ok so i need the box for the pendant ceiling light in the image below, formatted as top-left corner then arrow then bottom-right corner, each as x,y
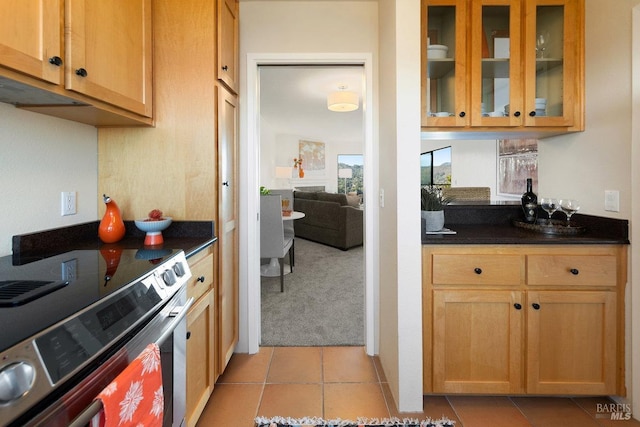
327,85 -> 359,112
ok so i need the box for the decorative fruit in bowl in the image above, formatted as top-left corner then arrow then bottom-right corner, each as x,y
134,209 -> 172,246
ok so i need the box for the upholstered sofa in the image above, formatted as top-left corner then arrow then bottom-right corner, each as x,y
293,191 -> 363,250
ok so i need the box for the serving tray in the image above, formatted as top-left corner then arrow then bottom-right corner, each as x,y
512,218 -> 586,235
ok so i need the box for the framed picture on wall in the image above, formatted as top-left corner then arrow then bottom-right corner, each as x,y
497,139 -> 538,196
299,140 -> 325,171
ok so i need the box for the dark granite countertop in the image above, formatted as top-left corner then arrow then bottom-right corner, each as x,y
422,203 -> 629,245
11,220 -> 216,263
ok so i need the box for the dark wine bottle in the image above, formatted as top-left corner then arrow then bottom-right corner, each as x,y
521,178 -> 538,223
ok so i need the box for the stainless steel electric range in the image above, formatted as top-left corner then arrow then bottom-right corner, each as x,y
0,246 -> 194,426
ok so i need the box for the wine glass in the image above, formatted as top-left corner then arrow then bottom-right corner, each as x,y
559,199 -> 580,227
536,32 -> 549,59
539,197 -> 558,224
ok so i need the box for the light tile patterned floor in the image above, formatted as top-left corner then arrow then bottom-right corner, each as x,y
196,346 -> 640,427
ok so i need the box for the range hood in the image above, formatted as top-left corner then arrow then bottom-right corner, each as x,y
0,76 -> 87,107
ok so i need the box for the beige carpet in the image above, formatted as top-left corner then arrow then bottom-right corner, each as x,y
260,238 -> 364,346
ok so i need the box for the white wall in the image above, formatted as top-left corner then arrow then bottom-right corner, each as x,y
378,0 -> 423,412
260,118 -> 363,192
0,103 -> 98,256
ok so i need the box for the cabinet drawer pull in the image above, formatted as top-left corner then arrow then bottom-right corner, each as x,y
48,56 -> 63,66
529,110 -> 536,117
570,268 -> 579,275
222,65 -> 229,71
75,68 -> 88,77
532,303 -> 541,310
514,303 -> 522,310
514,111 -> 521,117
459,111 -> 466,118
196,276 -> 205,283
474,267 -> 482,274
186,331 -> 191,340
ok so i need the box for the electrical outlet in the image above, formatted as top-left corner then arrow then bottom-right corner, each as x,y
61,191 -> 77,216
61,259 -> 78,282
604,190 -> 620,212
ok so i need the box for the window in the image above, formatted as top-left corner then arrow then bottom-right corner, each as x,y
337,154 -> 363,194
421,146 -> 451,186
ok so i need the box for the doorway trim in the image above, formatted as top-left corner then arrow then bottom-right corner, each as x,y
241,52 -> 377,356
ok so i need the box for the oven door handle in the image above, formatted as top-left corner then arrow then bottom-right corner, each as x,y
67,297 -> 194,427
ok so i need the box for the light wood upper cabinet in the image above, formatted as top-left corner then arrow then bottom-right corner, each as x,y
217,0 -> 239,94
423,244 -> 626,396
0,0 -> 63,84
66,0 -> 153,117
0,0 -> 153,125
421,0 -> 584,135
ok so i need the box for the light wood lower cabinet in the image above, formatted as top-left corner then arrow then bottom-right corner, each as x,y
423,244 -> 626,396
433,289 -> 524,394
186,249 -> 216,427
527,290 -> 616,395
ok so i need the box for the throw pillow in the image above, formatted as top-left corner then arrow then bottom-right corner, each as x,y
346,195 -> 360,207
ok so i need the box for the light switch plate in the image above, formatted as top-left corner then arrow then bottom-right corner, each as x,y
604,190 -> 619,212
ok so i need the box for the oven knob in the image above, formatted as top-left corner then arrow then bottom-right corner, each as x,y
173,262 -> 186,277
0,361 -> 35,403
162,269 -> 178,286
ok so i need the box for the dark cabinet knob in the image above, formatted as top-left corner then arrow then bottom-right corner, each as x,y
196,276 -> 205,283
222,181 -> 230,187
474,267 -> 482,275
570,268 -> 579,275
514,303 -> 522,310
459,111 -> 466,118
48,56 -> 63,66
186,331 -> 191,340
514,111 -> 521,117
75,68 -> 88,77
529,111 -> 536,117
532,303 -> 541,310
222,65 -> 229,71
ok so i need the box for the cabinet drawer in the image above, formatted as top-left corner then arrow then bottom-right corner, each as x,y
188,253 -> 214,301
527,255 -> 617,287
432,254 -> 521,285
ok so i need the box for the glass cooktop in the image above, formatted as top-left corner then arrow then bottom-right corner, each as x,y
0,248 -> 182,353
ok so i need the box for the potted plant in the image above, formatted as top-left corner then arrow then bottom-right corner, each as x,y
421,186 -> 453,231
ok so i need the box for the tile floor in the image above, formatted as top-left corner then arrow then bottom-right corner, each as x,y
196,346 -> 640,427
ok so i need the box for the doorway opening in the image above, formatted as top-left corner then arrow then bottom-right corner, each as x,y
258,64 -> 366,346
243,53 -> 377,356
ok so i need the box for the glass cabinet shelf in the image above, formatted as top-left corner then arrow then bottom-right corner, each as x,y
535,58 -> 563,72
427,59 -> 455,79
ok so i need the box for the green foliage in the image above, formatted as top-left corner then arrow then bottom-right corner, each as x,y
260,186 -> 271,195
337,162 -> 364,194
421,186 -> 453,211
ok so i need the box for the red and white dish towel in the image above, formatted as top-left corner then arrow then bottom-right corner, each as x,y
90,343 -> 164,427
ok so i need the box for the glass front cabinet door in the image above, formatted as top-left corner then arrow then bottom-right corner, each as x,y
421,0 -> 583,133
523,0 -> 581,128
422,0 -> 468,128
